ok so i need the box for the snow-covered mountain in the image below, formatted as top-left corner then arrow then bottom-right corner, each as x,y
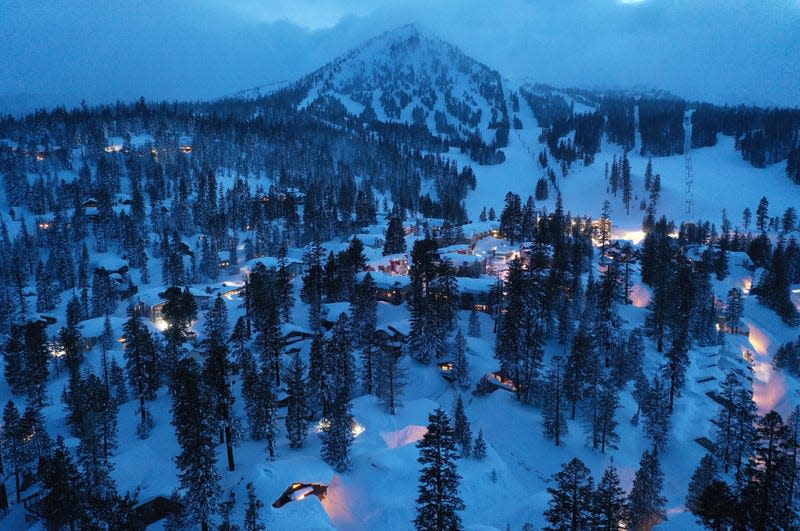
295,24 -> 509,149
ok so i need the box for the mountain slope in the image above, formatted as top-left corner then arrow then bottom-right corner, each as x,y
296,24 -> 509,153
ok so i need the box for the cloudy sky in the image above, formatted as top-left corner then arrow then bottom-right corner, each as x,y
1,0 -> 798,113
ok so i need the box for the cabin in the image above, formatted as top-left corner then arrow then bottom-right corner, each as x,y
179,135 -> 193,153
128,496 -> 184,530
438,361 -> 456,382
374,323 -> 407,355
457,276 -> 497,313
371,254 -> 409,276
485,370 -> 518,392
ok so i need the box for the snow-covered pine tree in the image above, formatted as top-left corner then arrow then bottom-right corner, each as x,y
76,373 -> 128,526
383,213 -> 407,255
59,296 -> 84,378
351,271 -> 377,349
725,287 -> 744,334
729,385 -> 758,481
203,340 -> 235,470
285,352 -> 309,449
544,457 -> 594,530
473,428 -> 487,459
39,435 -> 87,529
122,304 -> 160,437
375,347 -> 406,415
627,448 -> 667,530
326,313 -> 356,402
408,238 -> 440,364
739,410 -> 796,529
453,394 -> 472,457
591,462 -> 627,531
321,391 -> 353,473
414,407 -> 465,531
594,380 -> 620,454
543,356 -> 568,446
452,329 -> 471,389
171,358 -> 221,531
243,482 -> 266,531
662,327 -> 689,412
685,454 -> 717,515
642,375 -> 670,452
109,357 -> 128,406
467,308 -> 480,338
307,333 -> 326,415
2,401 -> 25,504
202,293 -> 229,346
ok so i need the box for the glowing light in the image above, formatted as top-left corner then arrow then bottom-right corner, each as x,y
629,284 -> 652,308
154,318 -> 169,332
620,230 -> 646,245
741,277 -> 752,295
747,325 -> 771,357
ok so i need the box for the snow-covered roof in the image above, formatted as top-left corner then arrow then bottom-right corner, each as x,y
356,270 -> 409,289
460,220 -> 500,236
456,275 -> 497,293
441,252 -> 483,266
472,236 -> 517,257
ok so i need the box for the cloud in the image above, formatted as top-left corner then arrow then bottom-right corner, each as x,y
0,0 -> 797,111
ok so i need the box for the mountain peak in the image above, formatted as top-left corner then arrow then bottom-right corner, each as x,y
297,25 -> 510,159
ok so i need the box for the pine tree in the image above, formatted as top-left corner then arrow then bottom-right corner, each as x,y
452,330 -> 471,389
321,391 -> 353,473
473,429 -> 487,459
467,308 -> 481,338
685,454 -> 717,515
2,400 -> 24,503
592,462 -> 627,531
642,375 -> 670,452
739,410 -> 796,529
307,333 -> 326,415
695,480 -> 737,530
453,394 -> 472,458
414,408 -> 465,531
383,214 -> 407,255
594,381 -> 620,454
109,357 -> 128,405
725,287 -> 744,333
408,238 -> 441,364
217,490 -> 239,531
627,449 -> 667,531
243,482 -> 266,531
60,298 -> 85,379
241,355 -> 279,460
621,152 -> 632,214
203,341 -> 235,471
285,352 -> 309,449
375,348 -> 406,415
543,356 -> 568,446
171,358 -> 221,531
40,436 -> 87,530
662,328 -> 689,412
756,196 -> 769,233
326,313 -> 356,403
543,457 -> 594,531
123,305 -> 160,437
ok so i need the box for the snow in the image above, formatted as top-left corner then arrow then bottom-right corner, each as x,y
3,34 -> 800,531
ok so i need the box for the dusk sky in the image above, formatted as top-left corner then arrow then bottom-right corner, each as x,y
1,0 -> 798,113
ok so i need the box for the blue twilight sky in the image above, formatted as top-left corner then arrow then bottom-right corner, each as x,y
0,0 -> 798,113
